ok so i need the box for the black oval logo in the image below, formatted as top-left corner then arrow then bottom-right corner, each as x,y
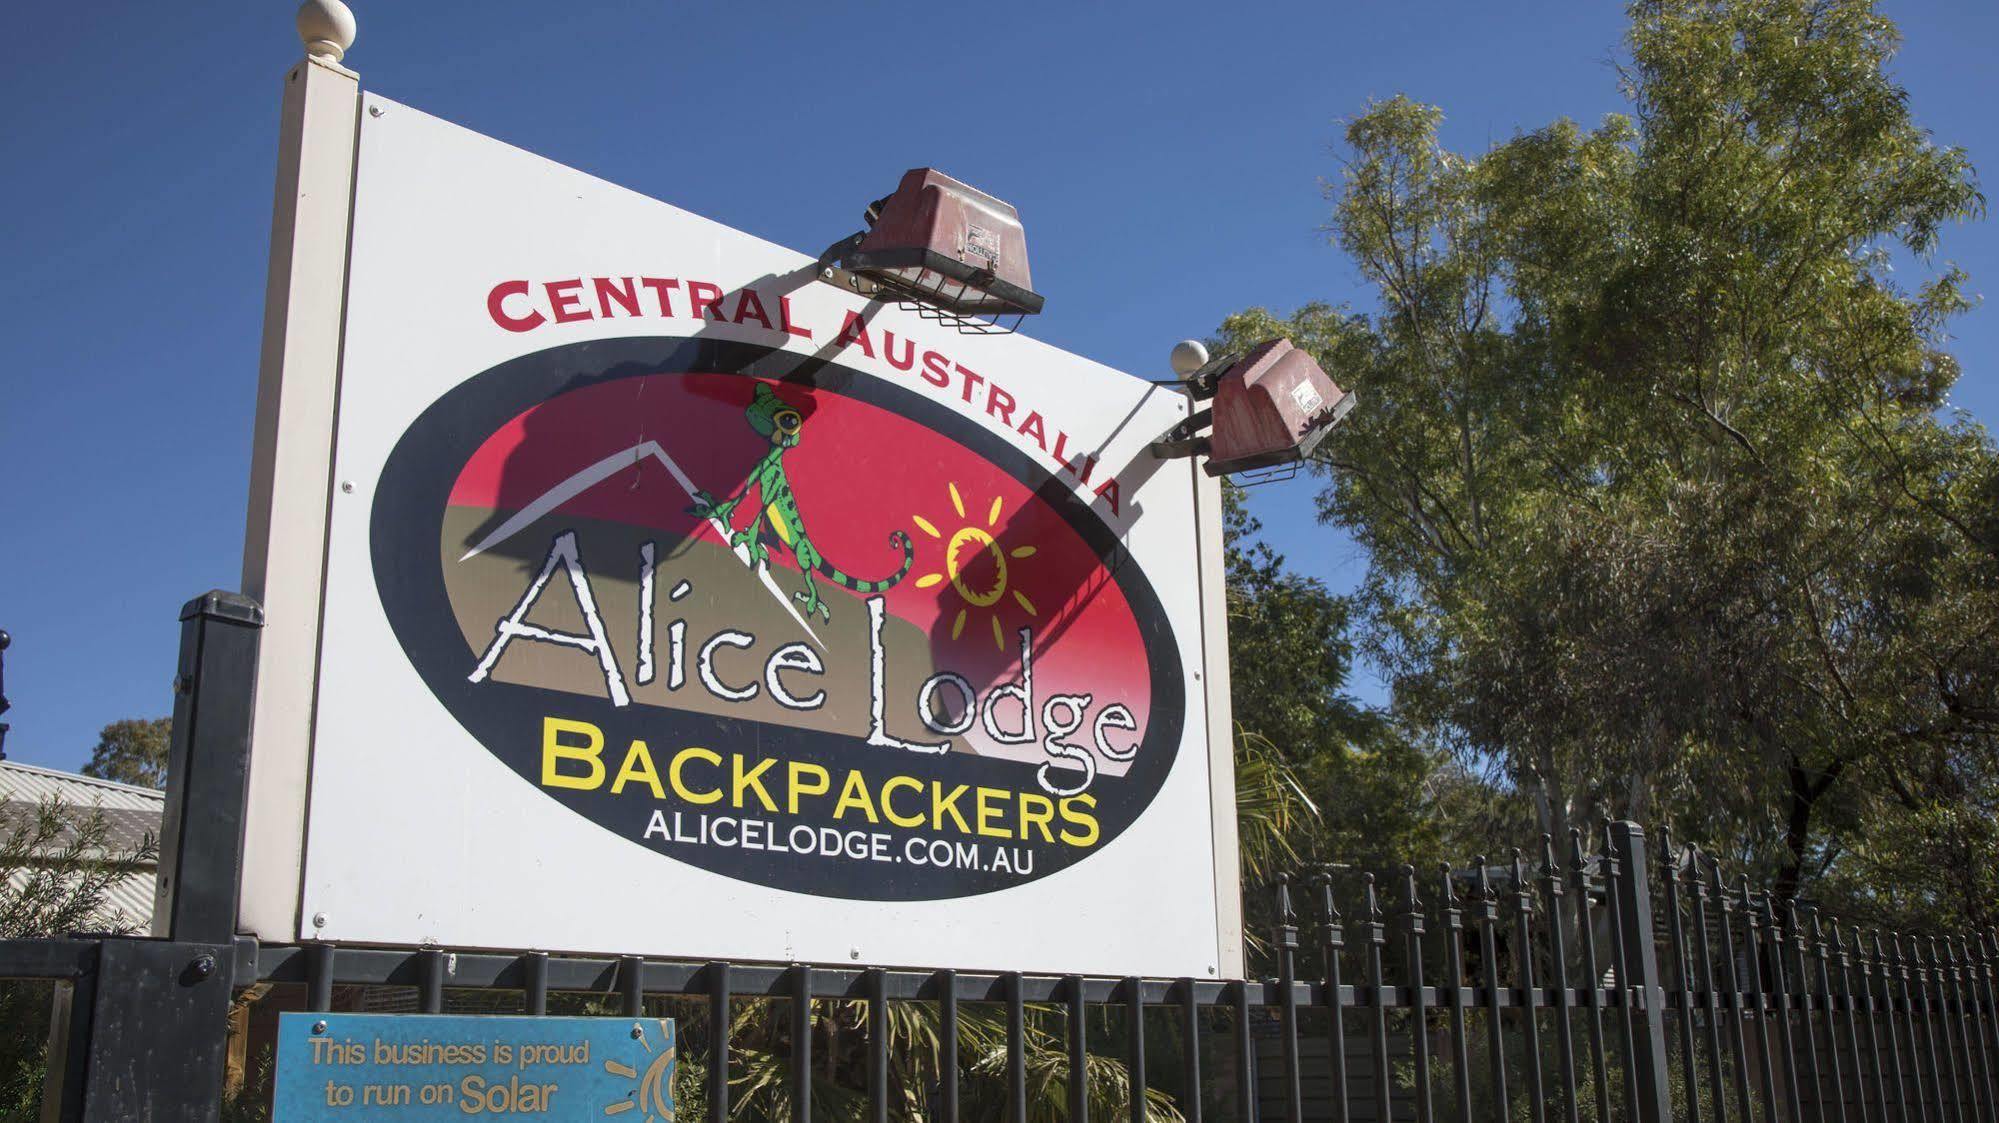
371,338 -> 1184,900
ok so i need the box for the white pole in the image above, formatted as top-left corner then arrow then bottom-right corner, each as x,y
1193,401 -> 1244,980
230,1 -> 360,942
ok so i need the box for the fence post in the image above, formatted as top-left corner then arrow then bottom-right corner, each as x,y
1609,820 -> 1675,1123
42,591 -> 263,1122
156,591 -> 264,942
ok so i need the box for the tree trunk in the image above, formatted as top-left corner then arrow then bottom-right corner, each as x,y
1776,756 -> 1844,902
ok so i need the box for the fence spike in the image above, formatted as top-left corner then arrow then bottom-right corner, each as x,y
1930,935 -> 1967,1123
1537,834 -> 1582,1123
1778,897 -> 1818,1123
1813,913 -> 1855,1123
1317,869 -> 1352,1123
1893,932 -> 1935,1123
1363,872 -> 1392,1123
1399,865 -> 1433,1123
1962,934 -> 1999,1120
1275,872 -> 1301,1123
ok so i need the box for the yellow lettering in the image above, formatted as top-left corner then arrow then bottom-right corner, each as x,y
540,717 -> 605,791
1058,794 -> 1100,847
833,770 -> 880,823
1019,793 -> 1056,842
669,747 -> 723,805
732,755 -> 778,812
788,762 -> 831,813
932,782 -> 970,833
610,739 -> 666,798
975,786 -> 1010,838
881,776 -> 925,828
458,1074 -> 484,1113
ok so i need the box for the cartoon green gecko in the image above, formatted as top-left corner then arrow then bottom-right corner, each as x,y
688,383 -> 914,622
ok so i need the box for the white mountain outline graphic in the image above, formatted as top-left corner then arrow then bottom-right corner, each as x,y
457,439 -> 825,646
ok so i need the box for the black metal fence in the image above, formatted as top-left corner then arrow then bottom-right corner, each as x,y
2,592 -> 1996,1122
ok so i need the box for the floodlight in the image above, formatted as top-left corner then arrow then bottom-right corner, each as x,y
1150,338 -> 1355,481
819,169 -> 1045,334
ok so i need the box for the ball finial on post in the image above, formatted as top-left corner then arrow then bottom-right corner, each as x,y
296,0 -> 357,62
1170,340 -> 1210,380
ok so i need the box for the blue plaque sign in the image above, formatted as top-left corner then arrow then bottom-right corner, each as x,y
274,1013 -> 675,1120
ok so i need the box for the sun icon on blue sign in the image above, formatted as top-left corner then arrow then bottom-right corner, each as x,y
602,1019 -> 677,1120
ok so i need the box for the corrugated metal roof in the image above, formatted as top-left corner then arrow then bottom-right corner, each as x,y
2,868 -> 157,936
0,802 -> 160,855
0,761 -> 165,812
0,761 -> 163,936
98,870 -> 158,935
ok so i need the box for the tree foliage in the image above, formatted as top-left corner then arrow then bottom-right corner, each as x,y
0,799 -> 159,1117
81,717 -> 171,790
1220,0 -> 1997,926
1218,484 -> 1536,968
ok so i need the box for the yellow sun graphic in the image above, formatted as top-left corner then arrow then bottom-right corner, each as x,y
912,482 -> 1039,651
602,1019 -> 677,1120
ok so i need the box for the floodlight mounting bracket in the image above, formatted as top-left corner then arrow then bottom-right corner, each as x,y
815,234 -> 886,297
815,231 -> 1041,335
1148,407 -> 1214,460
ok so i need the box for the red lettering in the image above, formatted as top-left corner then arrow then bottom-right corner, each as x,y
595,277 -> 641,319
881,331 -> 916,371
732,289 -> 773,329
1016,411 -> 1048,451
954,364 -> 984,404
1066,453 -> 1098,485
836,310 -> 876,357
779,296 -> 813,340
639,277 -> 680,317
985,384 -> 1017,426
545,279 -> 590,324
1052,430 -> 1072,466
920,350 -> 952,389
687,281 -> 726,320
487,281 -> 545,333
1092,478 -> 1121,515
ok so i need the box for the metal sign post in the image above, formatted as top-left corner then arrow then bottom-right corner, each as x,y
41,593 -> 264,1122
236,1 -> 360,945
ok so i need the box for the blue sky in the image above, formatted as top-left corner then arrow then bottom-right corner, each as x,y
1,1 -> 1992,772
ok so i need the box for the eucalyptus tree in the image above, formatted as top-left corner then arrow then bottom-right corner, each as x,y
1221,0 -> 1996,906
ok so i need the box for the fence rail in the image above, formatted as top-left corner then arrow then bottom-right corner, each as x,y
6,822 -> 1995,1121
1,593 -> 1995,1121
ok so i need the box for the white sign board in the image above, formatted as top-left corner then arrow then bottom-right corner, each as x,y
249,92 -> 1238,979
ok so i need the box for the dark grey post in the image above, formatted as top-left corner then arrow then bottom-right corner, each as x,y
44,591 -> 263,1122
1608,820 -> 1675,1123
791,965 -> 813,1123
707,962 -> 731,1123
156,591 -> 265,942
1067,975 -> 1089,1123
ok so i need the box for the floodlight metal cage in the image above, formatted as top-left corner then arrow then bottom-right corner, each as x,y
819,168 -> 1045,335
1149,338 -> 1356,482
